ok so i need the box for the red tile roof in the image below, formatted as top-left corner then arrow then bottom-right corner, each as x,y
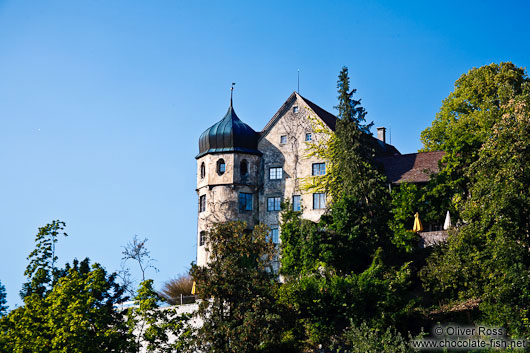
376,151 -> 445,183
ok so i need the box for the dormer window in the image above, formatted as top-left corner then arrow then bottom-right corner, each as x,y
217,159 -> 226,175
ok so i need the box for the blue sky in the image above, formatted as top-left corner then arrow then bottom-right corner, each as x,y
1,0 -> 529,307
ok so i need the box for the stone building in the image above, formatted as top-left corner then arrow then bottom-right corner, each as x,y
195,91 -> 444,266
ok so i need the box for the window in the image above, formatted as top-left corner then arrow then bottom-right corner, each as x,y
267,197 -> 281,211
200,162 -> 205,179
268,228 -> 279,244
313,193 -> 326,209
312,163 -> 326,176
280,135 -> 287,144
305,133 -> 312,141
238,192 -> 253,211
217,159 -> 226,175
199,231 -> 206,246
293,106 -> 299,113
240,159 -> 248,176
199,195 -> 206,212
269,167 -> 283,180
292,195 -> 301,211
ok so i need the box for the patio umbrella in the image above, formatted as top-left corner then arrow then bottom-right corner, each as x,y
443,211 -> 451,230
413,212 -> 423,232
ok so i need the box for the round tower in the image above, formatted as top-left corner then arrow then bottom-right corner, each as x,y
195,94 -> 261,266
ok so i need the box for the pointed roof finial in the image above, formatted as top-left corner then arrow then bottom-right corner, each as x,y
230,82 -> 236,108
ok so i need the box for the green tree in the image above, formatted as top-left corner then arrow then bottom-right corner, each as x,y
0,221 -> 134,352
279,67 -> 414,350
1,259 -> 132,353
421,97 -> 530,336
335,66 -> 372,133
420,62 -> 530,216
127,279 -> 193,353
190,221 -> 286,353
0,280 -> 7,317
339,321 -> 421,353
388,183 -> 422,252
304,67 -> 385,205
20,220 -> 67,298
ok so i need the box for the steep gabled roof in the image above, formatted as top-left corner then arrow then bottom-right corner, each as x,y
376,151 -> 445,184
298,95 -> 337,130
260,92 -> 400,157
260,92 -> 336,137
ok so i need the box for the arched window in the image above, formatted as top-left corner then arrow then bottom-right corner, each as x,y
240,159 -> 248,176
217,159 -> 226,175
200,162 -> 205,179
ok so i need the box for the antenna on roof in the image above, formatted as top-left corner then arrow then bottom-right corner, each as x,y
297,69 -> 300,94
389,124 -> 392,145
230,82 -> 235,108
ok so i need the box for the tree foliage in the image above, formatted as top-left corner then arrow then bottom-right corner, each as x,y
303,67 -> 385,206
339,321 -> 421,353
1,258 -> 132,353
21,220 -> 67,298
127,279 -> 193,353
190,221 -> 286,353
0,221 -> 136,352
0,281 -> 7,317
420,62 -> 530,216
280,67 -> 414,350
421,91 -> 530,336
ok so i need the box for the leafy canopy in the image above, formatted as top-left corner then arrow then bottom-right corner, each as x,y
0,281 -> 7,317
421,81 -> 530,336
420,62 -> 530,213
190,221 -> 286,353
0,221 -> 133,353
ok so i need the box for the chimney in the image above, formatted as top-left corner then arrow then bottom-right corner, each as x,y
377,127 -> 386,143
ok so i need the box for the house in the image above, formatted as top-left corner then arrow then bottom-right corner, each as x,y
195,91 -> 445,266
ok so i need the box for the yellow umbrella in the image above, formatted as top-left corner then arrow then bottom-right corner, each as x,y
413,212 -> 423,232
191,281 -> 197,295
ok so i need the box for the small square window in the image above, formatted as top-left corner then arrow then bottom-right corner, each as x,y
269,167 -> 283,180
292,195 -> 301,211
312,163 -> 326,176
239,192 -> 253,211
313,193 -> 326,209
267,197 -> 281,211
293,106 -> 299,113
199,195 -> 206,212
280,135 -> 287,144
305,133 -> 312,141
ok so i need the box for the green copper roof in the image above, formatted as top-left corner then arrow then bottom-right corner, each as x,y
197,104 -> 260,159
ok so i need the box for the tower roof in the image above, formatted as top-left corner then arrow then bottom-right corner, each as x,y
197,103 -> 261,159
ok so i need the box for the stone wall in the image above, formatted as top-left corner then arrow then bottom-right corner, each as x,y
196,152 -> 260,266
258,94 -> 328,232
